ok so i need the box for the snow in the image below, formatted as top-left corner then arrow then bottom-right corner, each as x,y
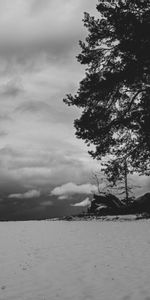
0,220 -> 150,300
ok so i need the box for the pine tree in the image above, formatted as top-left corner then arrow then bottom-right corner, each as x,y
64,0 -> 150,180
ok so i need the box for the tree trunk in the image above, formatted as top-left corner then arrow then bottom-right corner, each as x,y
124,159 -> 129,205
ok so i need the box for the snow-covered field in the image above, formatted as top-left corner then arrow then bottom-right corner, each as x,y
0,220 -> 150,300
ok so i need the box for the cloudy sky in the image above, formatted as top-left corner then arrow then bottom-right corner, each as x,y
0,0 -> 100,196
0,0 -> 149,214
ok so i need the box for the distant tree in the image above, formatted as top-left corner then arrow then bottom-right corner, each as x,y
64,0 -> 150,184
91,170 -> 114,195
91,171 -> 102,194
103,157 -> 132,204
92,160 -> 132,204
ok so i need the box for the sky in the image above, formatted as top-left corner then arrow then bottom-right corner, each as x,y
0,0 -> 99,196
0,0 -> 149,217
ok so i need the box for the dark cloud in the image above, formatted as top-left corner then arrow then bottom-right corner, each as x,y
0,2 -> 92,74
0,146 -> 22,158
0,144 -> 93,191
16,100 -> 51,114
0,79 -> 24,97
0,0 -> 98,78
0,114 -> 12,122
0,130 -> 7,136
30,0 -> 51,15
15,100 -> 80,125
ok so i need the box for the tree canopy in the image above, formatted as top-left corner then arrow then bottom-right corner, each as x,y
64,0 -> 150,177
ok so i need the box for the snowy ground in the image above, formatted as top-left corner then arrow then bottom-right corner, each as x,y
0,220 -> 150,300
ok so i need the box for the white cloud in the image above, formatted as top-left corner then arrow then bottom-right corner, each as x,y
71,197 -> 91,207
58,195 -> 68,200
8,189 -> 40,199
51,182 -> 97,197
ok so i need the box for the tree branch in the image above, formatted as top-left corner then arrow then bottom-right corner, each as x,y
126,89 -> 146,113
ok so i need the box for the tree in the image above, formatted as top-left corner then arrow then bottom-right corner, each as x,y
91,171 -> 103,194
103,157 -> 132,204
92,159 -> 132,204
64,1 -> 150,184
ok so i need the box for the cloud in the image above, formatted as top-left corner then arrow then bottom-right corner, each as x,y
0,78 -> 24,98
58,195 -> 69,200
0,130 -> 7,137
30,0 -> 51,15
0,114 -> 12,122
0,0 -> 100,196
8,189 -> 41,199
0,0 -> 148,202
40,200 -> 53,206
0,0 -> 98,75
0,144 -> 98,190
51,182 -> 97,197
16,99 -> 80,125
71,197 -> 91,207
16,100 -> 51,114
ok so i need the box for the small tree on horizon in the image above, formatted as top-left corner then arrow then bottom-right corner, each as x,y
103,157 -> 132,204
91,158 -> 133,204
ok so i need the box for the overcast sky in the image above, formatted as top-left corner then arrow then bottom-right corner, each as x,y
0,0 -> 149,202
0,0 -> 100,195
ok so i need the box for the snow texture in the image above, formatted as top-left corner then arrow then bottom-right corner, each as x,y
0,220 -> 150,300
